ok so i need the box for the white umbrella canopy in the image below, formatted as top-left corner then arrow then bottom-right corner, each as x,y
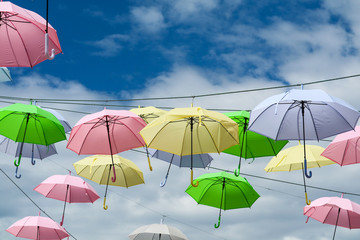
129,223 -> 188,240
41,107 -> 72,133
0,67 -> 11,82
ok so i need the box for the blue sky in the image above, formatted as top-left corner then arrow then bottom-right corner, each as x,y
2,1 -> 360,240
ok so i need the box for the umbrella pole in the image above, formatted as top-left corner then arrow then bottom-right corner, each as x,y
301,101 -> 312,179
190,117 -> 199,187
60,184 -> 69,226
333,208 -> 341,240
103,165 -> 112,210
301,163 -> 311,205
160,155 -> 174,187
105,116 -> 116,182
235,120 -> 247,177
14,113 -> 30,167
214,178 -> 226,228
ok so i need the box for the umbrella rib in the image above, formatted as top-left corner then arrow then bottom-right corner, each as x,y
116,162 -> 129,187
304,103 -> 320,141
196,177 -> 223,204
326,103 -> 358,136
145,121 -> 174,148
274,103 -> 294,141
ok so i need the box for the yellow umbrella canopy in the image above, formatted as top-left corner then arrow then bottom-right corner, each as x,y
265,143 -> 335,205
140,106 -> 239,186
130,106 -> 167,124
73,155 -> 144,210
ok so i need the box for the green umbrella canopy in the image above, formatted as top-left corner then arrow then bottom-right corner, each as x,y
186,171 -> 260,228
0,103 -> 66,145
222,111 -> 288,158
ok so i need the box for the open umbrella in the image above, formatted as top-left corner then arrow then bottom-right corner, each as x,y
186,171 -> 260,228
0,1 -> 62,67
149,149 -> 213,187
34,173 -> 100,226
265,143 -> 335,204
6,213 -> 69,240
321,126 -> 360,166
304,194 -> 360,240
130,106 -> 167,124
67,108 -> 147,186
248,88 -> 360,179
0,67 -> 11,82
73,155 -> 145,210
0,103 -> 66,177
222,111 -> 288,176
129,222 -> 188,240
41,107 -> 72,133
140,106 -> 239,187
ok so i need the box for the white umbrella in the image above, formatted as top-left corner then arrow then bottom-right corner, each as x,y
0,67 -> 11,82
41,107 -> 72,133
129,223 -> 188,240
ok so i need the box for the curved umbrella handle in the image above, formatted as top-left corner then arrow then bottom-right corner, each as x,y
15,166 -> 21,179
160,175 -> 168,188
45,33 -> 55,60
111,165 -> 116,182
214,215 -> 221,228
14,154 -> 22,167
305,192 -> 311,205
304,159 -> 312,178
147,155 -> 153,171
190,169 -> 199,187
31,152 -> 36,165
103,197 -> 108,210
234,167 -> 240,177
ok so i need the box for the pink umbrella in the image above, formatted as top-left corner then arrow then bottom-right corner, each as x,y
34,173 -> 100,226
321,126 -> 360,166
66,109 -> 146,209
0,1 -> 62,67
6,214 -> 69,240
304,194 -> 360,240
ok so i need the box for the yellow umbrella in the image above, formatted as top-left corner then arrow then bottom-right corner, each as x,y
265,143 -> 335,205
140,106 -> 239,187
73,155 -> 144,210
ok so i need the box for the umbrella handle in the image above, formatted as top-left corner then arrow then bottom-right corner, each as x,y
304,159 -> 312,178
214,215 -> 221,228
31,151 -> 36,166
103,197 -> 108,210
14,154 -> 22,167
305,192 -> 311,205
111,165 -> 116,182
15,166 -> 21,179
147,155 -> 153,171
160,175 -> 168,187
190,169 -> 199,187
234,167 -> 240,177
45,33 -> 55,60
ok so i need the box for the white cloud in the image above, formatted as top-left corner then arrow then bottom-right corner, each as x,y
86,34 -> 129,57
131,7 -> 167,34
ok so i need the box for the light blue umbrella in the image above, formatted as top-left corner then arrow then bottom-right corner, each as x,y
0,67 -> 12,82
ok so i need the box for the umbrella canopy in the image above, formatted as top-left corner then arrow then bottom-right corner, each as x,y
6,215 -> 69,240
140,106 -> 239,186
130,106 -> 167,123
149,148 -> 213,187
304,194 -> 360,239
34,174 -> 100,226
0,67 -> 11,82
0,1 -> 62,67
265,143 -> 335,204
73,155 -> 144,210
129,223 -> 188,240
222,111 -> 288,176
41,107 -> 72,133
321,126 -> 360,166
186,171 -> 260,228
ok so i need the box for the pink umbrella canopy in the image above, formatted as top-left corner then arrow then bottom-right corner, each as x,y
304,194 -> 360,239
0,1 -> 62,67
34,174 -> 100,225
6,215 -> 69,240
321,126 -> 360,166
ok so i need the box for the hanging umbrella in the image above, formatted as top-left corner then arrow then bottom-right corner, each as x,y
140,106 -> 239,187
0,103 -> 66,177
130,106 -> 167,124
0,135 -> 57,171
222,111 -> 288,176
129,222 -> 188,240
321,126 -> 360,166
73,155 -> 145,210
0,1 -> 62,67
265,143 -> 335,204
304,194 -> 360,240
67,108 -> 147,184
185,171 -> 260,228
34,173 -> 100,226
6,214 -> 69,240
248,88 -> 360,180
0,67 -> 11,82
149,148 -> 213,187
41,107 -> 72,133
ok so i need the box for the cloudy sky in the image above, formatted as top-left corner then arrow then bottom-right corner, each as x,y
1,0 -> 360,239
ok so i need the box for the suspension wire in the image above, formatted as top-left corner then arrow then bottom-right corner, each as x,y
0,168 -> 77,240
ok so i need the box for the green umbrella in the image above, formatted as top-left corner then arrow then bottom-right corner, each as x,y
222,111 -> 288,176
0,103 -> 66,176
185,171 -> 260,228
